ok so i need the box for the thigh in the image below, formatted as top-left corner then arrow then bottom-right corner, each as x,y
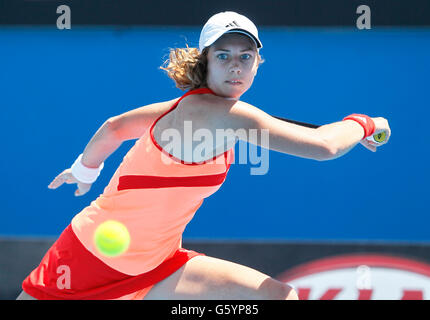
144,255 -> 297,300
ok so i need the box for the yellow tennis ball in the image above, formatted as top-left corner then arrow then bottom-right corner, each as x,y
374,131 -> 386,143
94,220 -> 130,257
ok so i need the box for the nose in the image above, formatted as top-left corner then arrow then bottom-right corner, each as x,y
229,61 -> 241,74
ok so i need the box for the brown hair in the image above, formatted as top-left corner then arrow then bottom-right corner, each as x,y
160,43 -> 264,91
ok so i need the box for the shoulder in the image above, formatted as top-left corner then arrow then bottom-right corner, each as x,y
108,97 -> 181,141
112,97 -> 180,123
138,97 -> 181,117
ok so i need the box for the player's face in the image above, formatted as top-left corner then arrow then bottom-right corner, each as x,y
206,33 -> 259,99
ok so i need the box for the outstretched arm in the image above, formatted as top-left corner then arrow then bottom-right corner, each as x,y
210,97 -> 390,161
218,100 -> 334,161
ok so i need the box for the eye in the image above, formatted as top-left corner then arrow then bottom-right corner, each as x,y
241,54 -> 251,60
217,53 -> 228,60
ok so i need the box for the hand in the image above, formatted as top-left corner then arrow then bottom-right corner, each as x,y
48,168 -> 92,196
360,117 -> 391,152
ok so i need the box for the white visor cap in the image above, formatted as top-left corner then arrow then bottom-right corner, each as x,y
199,11 -> 263,53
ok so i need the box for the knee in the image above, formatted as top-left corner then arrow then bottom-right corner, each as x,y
262,280 -> 299,300
16,290 -> 37,300
284,284 -> 299,300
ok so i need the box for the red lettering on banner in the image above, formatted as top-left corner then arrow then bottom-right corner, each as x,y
319,288 -> 342,300
298,287 -> 424,300
357,289 -> 373,300
297,288 -> 311,300
297,288 -> 342,300
401,290 -> 423,300
278,254 -> 430,300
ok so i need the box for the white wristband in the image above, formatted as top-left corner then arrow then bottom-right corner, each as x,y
71,154 -> 104,184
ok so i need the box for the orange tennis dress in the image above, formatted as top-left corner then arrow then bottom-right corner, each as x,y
22,87 -> 235,300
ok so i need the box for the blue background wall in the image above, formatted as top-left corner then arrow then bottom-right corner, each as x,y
1,27 -> 429,242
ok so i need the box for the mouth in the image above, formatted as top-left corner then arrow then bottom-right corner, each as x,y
225,80 -> 242,86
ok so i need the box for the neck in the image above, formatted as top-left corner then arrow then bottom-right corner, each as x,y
203,86 -> 240,101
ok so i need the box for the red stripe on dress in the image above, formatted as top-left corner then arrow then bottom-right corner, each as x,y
117,172 -> 228,190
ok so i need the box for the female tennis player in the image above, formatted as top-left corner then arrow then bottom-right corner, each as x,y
17,11 -> 390,300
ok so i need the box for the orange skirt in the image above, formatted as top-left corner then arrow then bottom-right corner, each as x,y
22,224 -> 204,300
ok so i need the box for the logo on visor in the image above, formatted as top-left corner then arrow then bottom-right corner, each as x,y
225,21 -> 240,28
